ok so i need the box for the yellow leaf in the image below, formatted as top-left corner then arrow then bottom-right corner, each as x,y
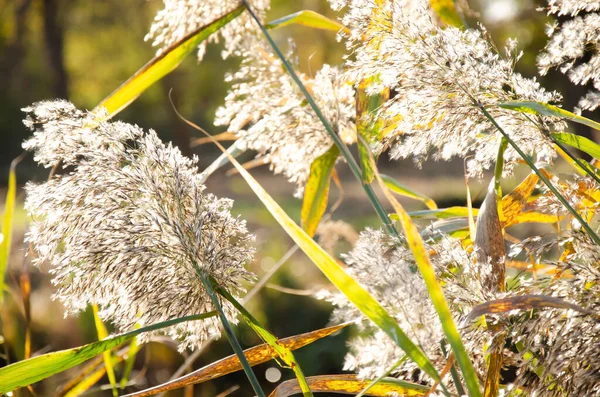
301,145 -> 339,237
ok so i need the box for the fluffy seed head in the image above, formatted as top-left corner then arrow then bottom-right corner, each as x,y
538,0 -> 600,112
145,0 -> 270,60
23,101 -> 255,350
214,38 -> 355,195
333,0 -> 566,177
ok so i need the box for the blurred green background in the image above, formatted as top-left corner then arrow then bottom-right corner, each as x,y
1,0 -> 599,395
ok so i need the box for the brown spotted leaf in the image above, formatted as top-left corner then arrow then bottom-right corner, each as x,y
269,374 -> 429,397
122,324 -> 349,397
474,180 -> 505,292
468,294 -> 596,320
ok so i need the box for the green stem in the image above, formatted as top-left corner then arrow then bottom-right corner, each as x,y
494,137 -> 508,201
197,271 -> 266,397
241,0 -> 397,238
214,280 -> 314,397
477,102 -> 600,246
551,137 -> 600,185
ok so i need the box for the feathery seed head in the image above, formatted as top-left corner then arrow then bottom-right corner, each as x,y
145,0 -> 270,60
23,101 -> 255,350
538,0 -> 600,112
215,39 -> 355,195
335,0 -> 565,176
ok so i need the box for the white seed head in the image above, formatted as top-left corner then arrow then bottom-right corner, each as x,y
24,101 -> 256,350
145,0 -> 270,60
334,0 -> 565,177
215,38 -> 355,196
538,0 -> 600,111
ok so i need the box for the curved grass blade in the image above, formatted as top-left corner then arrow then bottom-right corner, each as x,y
467,294 -> 596,320
302,145 -> 339,237
265,10 -> 346,32
269,374 -> 429,397
498,101 -> 600,131
552,132 -> 600,159
202,132 -> 442,384
409,207 -> 476,219
197,272 -> 265,397
371,157 -> 481,397
121,324 -> 349,397
0,312 -> 217,393
95,5 -> 243,117
0,154 -> 24,304
380,174 -> 437,210
214,282 -> 313,396
356,356 -> 407,397
91,304 -> 118,397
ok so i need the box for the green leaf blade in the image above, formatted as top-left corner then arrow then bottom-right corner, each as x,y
216,144 -> 442,384
552,132 -> 600,159
498,101 -> 600,131
301,145 -> 339,237
95,6 -> 243,117
265,10 -> 345,32
0,159 -> 19,303
0,312 -> 216,393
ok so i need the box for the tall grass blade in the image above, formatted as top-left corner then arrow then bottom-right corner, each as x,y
498,101 -> 600,131
197,272 -> 266,397
95,6 -> 243,117
91,304 -> 118,396
371,156 -> 481,397
552,132 -> 600,159
204,134 -> 443,384
380,174 -> 437,210
302,145 -> 339,237
121,324 -> 348,397
215,283 -> 313,396
265,10 -> 346,32
0,312 -> 217,393
0,154 -> 23,304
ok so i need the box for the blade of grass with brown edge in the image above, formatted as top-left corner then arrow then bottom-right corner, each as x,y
269,375 -> 429,397
121,324 -> 349,397
199,130 -> 445,388
0,312 -> 217,393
